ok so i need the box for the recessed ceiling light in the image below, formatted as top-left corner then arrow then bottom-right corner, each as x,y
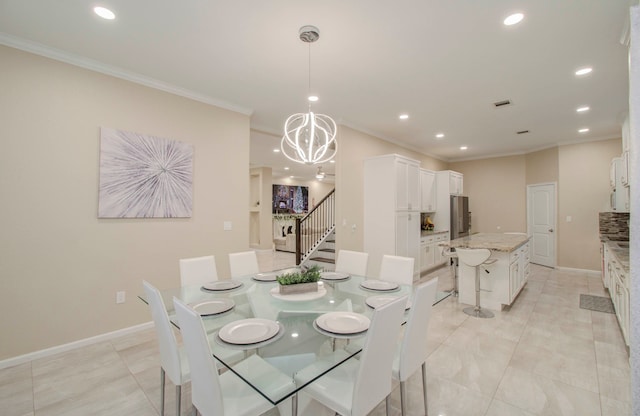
504,13 -> 524,26
329,160 -> 335,163
578,128 -> 590,133
284,167 -> 290,170
435,133 -> 445,139
94,6 -> 115,20
273,148 -> 280,153
575,67 -> 593,76
308,95 -> 319,102
460,146 -> 468,151
576,106 -> 590,112
399,114 -> 409,120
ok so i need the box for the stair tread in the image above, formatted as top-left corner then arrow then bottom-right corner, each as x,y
318,248 -> 335,253
309,257 -> 335,264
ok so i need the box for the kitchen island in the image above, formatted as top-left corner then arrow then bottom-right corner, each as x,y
441,233 -> 531,311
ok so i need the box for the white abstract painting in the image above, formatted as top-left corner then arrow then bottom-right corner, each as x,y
98,127 -> 193,218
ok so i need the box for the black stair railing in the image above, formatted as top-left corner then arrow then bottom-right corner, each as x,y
295,189 -> 335,265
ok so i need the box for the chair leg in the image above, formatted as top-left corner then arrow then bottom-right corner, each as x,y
385,394 -> 391,416
176,385 -> 181,416
160,368 -> 166,416
422,362 -> 428,415
400,381 -> 407,416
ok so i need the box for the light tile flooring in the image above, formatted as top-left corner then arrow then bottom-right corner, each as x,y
1,251 -> 631,416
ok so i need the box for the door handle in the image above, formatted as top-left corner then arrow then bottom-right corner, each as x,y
548,228 -> 554,233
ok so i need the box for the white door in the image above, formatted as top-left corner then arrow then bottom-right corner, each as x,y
527,183 -> 556,267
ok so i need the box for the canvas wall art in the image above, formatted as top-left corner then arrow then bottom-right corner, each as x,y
272,184 -> 308,214
98,127 -> 193,218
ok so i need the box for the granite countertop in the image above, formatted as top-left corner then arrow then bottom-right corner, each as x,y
440,232 -> 530,252
605,240 -> 630,273
420,229 -> 449,238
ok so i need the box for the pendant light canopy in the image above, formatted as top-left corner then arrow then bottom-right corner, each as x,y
281,25 -> 337,165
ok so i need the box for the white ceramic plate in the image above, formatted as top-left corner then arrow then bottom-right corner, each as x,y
202,280 -> 243,291
359,280 -> 399,291
365,295 -> 411,310
252,272 -> 278,282
269,285 -> 327,301
190,298 -> 235,316
315,312 -> 370,335
320,271 -> 350,281
218,318 -> 280,345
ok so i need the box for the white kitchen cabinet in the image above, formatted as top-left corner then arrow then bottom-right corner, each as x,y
420,232 -> 449,273
611,157 -> 630,212
450,171 -> 463,195
395,157 -> 421,211
420,169 -> 437,212
420,239 -> 435,272
364,154 -> 422,278
603,241 -> 629,346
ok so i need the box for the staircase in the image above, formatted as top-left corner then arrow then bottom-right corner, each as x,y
294,189 -> 335,266
304,230 -> 336,271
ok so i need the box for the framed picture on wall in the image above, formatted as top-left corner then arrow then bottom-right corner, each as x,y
98,127 -> 193,218
272,184 -> 308,214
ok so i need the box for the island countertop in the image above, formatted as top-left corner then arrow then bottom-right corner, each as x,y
440,232 -> 530,252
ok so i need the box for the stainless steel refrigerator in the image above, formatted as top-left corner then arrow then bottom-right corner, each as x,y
450,195 -> 471,239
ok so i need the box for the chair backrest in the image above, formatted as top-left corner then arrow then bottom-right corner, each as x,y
379,254 -> 414,286
397,278 -> 439,381
455,248 -> 491,267
229,250 -> 260,278
352,295 -> 407,416
173,297 -> 224,416
179,255 -> 218,287
142,281 -> 184,386
335,250 -> 369,276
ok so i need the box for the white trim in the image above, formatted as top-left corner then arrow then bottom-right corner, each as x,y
554,266 -> 601,277
0,33 -> 253,116
0,321 -> 153,370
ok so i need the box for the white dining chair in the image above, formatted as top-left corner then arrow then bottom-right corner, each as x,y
179,255 -> 218,287
228,250 -> 260,278
143,280 -> 190,416
172,298 -> 293,416
335,250 -> 369,276
392,277 -> 439,416
379,254 -> 414,286
295,295 -> 408,416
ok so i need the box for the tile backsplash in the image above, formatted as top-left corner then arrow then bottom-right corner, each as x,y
599,212 -> 630,241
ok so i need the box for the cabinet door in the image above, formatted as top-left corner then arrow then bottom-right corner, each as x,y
395,158 -> 420,211
450,172 -> 463,195
420,169 -> 437,212
509,260 -> 519,303
395,212 -> 420,271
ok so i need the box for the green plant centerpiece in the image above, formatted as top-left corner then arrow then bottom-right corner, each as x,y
276,265 -> 321,294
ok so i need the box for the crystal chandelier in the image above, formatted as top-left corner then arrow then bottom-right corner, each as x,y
281,25 -> 337,165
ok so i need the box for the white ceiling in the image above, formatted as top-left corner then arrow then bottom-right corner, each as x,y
0,1 -> 633,181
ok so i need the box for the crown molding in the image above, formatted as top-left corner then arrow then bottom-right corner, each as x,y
0,32 -> 254,116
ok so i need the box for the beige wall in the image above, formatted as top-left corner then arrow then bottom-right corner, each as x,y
450,156 -> 527,233
526,147 -> 559,185
558,139 -> 622,269
334,126 -> 446,253
449,139 -> 621,271
0,46 -> 251,360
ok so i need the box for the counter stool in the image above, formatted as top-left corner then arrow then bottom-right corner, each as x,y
441,247 -> 459,296
455,248 -> 497,319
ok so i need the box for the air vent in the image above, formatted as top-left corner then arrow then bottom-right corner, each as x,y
517,130 -> 529,135
493,99 -> 512,107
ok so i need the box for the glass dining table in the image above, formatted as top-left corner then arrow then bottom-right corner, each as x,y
140,268 -> 449,415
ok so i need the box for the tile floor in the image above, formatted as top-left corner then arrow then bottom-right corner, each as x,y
0,251 -> 631,416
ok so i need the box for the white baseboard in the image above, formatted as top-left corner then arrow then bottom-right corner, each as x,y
0,321 -> 153,370
555,266 -> 601,277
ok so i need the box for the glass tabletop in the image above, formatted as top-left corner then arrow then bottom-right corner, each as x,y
141,269 -> 449,405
